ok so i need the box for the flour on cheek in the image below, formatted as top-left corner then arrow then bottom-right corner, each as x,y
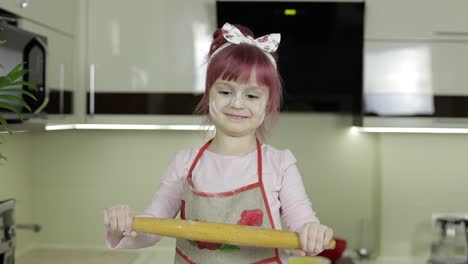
258,97 -> 267,125
209,98 -> 218,119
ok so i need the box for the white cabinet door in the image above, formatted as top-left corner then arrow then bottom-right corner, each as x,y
158,0 -> 216,94
364,40 -> 468,116
365,0 -> 436,40
87,0 -> 165,94
431,42 -> 468,96
431,0 -> 468,36
0,0 -> 76,35
86,0 -> 216,121
364,41 -> 434,115
87,0 -> 215,94
365,0 -> 468,40
21,20 -> 77,122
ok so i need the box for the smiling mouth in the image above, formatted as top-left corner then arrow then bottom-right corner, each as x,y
225,113 -> 249,119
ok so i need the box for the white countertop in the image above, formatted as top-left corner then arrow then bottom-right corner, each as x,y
17,246 -> 431,264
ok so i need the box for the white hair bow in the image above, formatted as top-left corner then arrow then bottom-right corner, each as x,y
209,23 -> 281,67
221,22 -> 280,53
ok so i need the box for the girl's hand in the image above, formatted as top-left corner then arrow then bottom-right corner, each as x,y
296,222 -> 333,256
102,204 -> 137,239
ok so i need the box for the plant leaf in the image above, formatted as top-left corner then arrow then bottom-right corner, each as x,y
7,80 -> 37,90
0,88 -> 37,100
0,40 -> 6,45
0,153 -> 7,161
7,68 -> 28,83
0,94 -> 32,111
0,76 -> 10,87
8,64 -> 24,76
0,115 -> 12,134
0,102 -> 24,121
219,244 -> 240,252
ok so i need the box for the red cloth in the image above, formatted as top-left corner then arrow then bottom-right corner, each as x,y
317,237 -> 347,262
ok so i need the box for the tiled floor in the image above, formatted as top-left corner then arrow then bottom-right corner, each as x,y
16,248 -> 140,264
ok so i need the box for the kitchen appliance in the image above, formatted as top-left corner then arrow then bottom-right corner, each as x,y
430,215 -> 468,264
0,199 -> 15,264
318,237 -> 347,262
356,218 -> 373,260
216,1 -> 364,113
0,9 -> 48,123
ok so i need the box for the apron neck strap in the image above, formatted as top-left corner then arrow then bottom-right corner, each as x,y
187,138 -> 263,183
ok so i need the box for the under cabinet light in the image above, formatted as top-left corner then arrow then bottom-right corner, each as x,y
46,124 -> 214,131
45,124 -> 75,130
354,126 -> 468,134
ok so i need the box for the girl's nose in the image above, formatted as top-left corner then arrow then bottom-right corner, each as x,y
231,96 -> 245,108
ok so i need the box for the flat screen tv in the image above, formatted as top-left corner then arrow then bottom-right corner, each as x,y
216,1 -> 364,113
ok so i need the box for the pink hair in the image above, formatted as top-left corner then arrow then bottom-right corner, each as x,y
194,24 -> 283,137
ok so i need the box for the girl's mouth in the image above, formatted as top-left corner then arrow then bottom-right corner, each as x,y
225,113 -> 249,120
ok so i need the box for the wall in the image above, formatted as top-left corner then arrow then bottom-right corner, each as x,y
0,133 -> 36,255
23,113 -> 380,252
379,133 -> 468,259
6,114 -> 468,260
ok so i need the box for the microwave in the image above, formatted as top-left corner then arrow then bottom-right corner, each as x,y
0,13 -> 48,122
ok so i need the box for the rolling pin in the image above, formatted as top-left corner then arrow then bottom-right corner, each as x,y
132,217 -> 335,250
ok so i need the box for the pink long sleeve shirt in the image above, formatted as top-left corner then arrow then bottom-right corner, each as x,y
106,144 -> 320,260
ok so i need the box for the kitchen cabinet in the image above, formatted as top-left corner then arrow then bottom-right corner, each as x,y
363,40 -> 468,118
431,42 -> 468,96
365,0 -> 468,40
85,0 -> 215,122
0,0 -> 76,36
20,19 -> 78,123
361,0 -> 468,129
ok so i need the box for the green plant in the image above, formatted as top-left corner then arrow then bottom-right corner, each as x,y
0,36 -> 37,160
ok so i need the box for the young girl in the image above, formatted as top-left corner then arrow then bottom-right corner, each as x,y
102,23 -> 333,264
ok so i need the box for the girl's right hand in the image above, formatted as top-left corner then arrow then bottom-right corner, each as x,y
102,204 -> 137,238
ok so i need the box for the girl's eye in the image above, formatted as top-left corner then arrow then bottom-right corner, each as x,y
247,94 -> 259,99
219,91 -> 231,95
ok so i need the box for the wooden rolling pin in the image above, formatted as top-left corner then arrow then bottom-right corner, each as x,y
132,217 -> 335,250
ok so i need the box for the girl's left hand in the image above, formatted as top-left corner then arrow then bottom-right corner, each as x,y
296,222 -> 333,256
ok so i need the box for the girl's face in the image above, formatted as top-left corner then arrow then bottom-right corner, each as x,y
209,78 -> 269,137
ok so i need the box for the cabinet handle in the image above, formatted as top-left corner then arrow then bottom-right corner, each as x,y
433,31 -> 468,37
59,64 -> 65,114
89,64 -> 95,115
17,223 -> 42,232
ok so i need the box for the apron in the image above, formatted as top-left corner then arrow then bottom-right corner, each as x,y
174,139 -> 283,264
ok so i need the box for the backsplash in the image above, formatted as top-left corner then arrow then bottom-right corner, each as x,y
2,113 -> 468,259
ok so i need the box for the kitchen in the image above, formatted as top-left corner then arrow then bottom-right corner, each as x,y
1,0 -> 468,263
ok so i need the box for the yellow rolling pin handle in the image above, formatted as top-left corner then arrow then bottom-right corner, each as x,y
132,217 -> 335,250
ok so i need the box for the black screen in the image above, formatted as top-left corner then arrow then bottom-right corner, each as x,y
216,1 -> 364,113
